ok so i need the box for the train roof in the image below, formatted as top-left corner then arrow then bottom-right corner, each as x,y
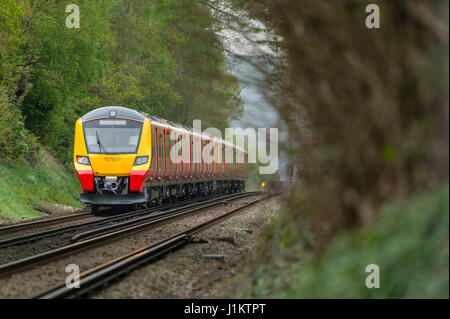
81,106 -> 146,122
81,106 -> 246,153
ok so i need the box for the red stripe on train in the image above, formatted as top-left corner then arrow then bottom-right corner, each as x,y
130,170 -> 148,192
76,170 -> 94,192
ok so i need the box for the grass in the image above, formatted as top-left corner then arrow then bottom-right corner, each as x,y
0,156 -> 83,221
240,184 -> 449,298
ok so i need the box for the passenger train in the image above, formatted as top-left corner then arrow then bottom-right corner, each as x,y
74,106 -> 248,212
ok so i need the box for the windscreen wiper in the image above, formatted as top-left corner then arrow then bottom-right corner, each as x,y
96,130 -> 109,154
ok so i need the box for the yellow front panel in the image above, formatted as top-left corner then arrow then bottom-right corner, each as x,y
89,154 -> 136,176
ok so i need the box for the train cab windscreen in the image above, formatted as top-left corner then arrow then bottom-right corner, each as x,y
83,119 -> 143,154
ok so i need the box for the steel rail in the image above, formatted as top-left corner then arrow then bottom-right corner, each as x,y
0,192 -> 258,277
0,212 -> 93,237
69,192 -> 254,243
35,194 -> 272,299
0,194 -> 232,248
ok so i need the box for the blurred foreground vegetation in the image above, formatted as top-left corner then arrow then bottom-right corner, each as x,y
239,184 -> 448,298
226,0 -> 449,298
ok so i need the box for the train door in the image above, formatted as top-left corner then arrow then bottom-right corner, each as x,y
222,143 -> 227,177
237,149 -> 242,178
244,152 -> 248,179
172,131 -> 179,179
215,140 -> 220,177
214,140 -> 220,177
229,146 -> 234,178
210,139 -> 215,178
157,128 -> 165,178
178,134 -> 184,179
162,129 -> 167,179
200,138 -> 205,177
224,143 -> 231,177
206,139 -> 212,177
165,129 -> 173,179
213,140 -> 218,177
220,142 -> 225,177
198,137 -> 202,177
192,135 -> 198,178
151,126 -> 159,179
149,124 -> 156,177
183,132 -> 189,178
216,140 -> 221,178
185,133 -> 191,178
188,134 -> 193,178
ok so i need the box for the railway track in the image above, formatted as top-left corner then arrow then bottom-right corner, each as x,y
0,195 -> 220,248
36,193 -> 272,298
0,194 -> 226,241
0,211 -> 93,237
0,192 -> 259,277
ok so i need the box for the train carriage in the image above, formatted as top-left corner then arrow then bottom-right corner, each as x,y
74,106 -> 248,212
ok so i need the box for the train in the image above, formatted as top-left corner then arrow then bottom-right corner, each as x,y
74,106 -> 248,212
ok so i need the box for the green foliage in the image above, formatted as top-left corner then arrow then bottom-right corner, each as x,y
0,0 -> 38,162
17,0 -> 116,162
0,0 -> 27,73
2,0 -> 242,164
0,88 -> 38,162
94,0 -> 243,131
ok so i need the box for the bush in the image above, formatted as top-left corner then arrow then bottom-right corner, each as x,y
0,89 -> 39,163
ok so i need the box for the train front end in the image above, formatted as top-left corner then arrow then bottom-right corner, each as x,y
74,106 -> 151,211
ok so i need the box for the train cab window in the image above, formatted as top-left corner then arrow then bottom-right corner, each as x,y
83,119 -> 143,154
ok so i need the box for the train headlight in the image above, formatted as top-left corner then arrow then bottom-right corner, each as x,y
134,156 -> 148,166
76,156 -> 91,166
